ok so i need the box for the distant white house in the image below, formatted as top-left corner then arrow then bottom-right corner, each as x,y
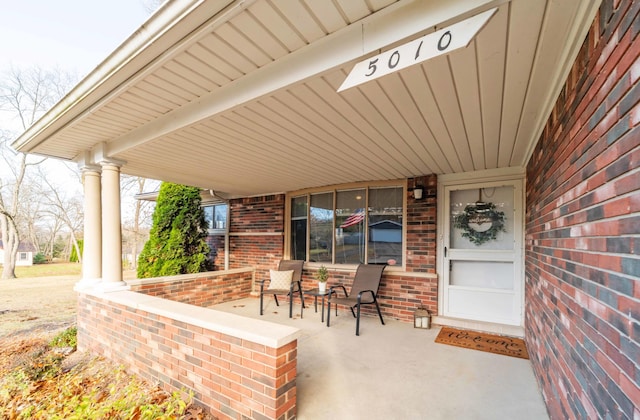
0,241 -> 37,267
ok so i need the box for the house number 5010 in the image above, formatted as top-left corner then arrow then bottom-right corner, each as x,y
364,31 -> 452,78
338,8 -> 496,92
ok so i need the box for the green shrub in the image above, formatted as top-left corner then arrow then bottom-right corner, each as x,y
50,327 -> 77,348
33,252 -> 47,264
137,183 -> 212,278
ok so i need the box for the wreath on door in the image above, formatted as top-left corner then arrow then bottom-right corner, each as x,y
453,201 -> 506,246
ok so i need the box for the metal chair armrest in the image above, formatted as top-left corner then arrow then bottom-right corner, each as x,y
356,289 -> 376,304
329,284 -> 348,298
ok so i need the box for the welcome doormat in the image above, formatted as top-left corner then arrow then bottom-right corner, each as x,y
435,327 -> 529,359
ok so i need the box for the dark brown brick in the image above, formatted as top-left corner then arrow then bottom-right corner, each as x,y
525,1 -> 639,418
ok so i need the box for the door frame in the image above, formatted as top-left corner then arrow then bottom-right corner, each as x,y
437,167 -> 526,327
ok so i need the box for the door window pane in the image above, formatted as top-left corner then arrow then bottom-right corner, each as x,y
310,193 -> 333,263
335,189 -> 365,264
450,186 -> 514,250
368,187 -> 403,265
291,196 -> 307,261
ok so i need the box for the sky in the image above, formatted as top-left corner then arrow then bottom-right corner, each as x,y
0,0 -> 152,76
0,0 -> 156,209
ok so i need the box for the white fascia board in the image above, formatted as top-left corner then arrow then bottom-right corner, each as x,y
12,0 -> 238,154
107,0 -> 507,157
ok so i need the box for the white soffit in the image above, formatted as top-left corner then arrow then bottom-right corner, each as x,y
14,0 -> 601,198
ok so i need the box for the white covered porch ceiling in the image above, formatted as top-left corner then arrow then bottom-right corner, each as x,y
14,0 -> 600,198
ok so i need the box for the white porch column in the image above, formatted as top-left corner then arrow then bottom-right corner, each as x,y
100,161 -> 127,289
75,165 -> 102,290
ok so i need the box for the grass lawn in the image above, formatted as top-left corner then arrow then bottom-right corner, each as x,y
13,262 -> 82,278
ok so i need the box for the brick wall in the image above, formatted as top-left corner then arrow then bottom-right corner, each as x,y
231,236 -> 284,272
208,180 -> 439,321
406,174 -> 438,274
78,291 -> 298,420
380,272 -> 438,320
128,268 -> 253,307
205,235 -> 225,270
228,195 -> 286,275
231,195 -> 285,233
205,195 -> 285,274
525,1 -> 639,418
301,266 -> 438,322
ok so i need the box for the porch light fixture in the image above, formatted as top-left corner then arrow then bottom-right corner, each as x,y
413,185 -> 424,200
414,306 -> 431,329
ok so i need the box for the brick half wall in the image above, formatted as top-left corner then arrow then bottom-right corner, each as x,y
77,289 -> 300,420
128,268 -> 254,307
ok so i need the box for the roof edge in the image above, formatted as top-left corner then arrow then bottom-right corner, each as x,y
11,0 -> 238,154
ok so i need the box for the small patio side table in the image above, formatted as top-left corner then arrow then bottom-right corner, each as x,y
303,288 -> 335,322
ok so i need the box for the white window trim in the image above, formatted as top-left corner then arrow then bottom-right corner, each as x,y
285,179 -> 407,271
202,201 -> 229,235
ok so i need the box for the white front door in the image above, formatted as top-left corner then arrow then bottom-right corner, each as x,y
442,179 -> 523,325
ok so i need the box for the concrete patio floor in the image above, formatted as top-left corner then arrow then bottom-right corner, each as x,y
211,297 -> 549,420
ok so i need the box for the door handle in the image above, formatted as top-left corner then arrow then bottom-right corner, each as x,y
444,246 -> 447,257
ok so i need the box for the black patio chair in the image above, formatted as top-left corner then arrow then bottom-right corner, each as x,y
259,260 -> 306,318
326,264 -> 386,336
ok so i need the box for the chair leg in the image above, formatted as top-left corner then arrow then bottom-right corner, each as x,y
298,288 -> 305,318
274,295 -> 280,306
260,292 -> 264,315
355,303 -> 361,336
299,289 -> 306,309
289,295 -> 293,318
326,300 -> 332,327
374,298 -> 385,325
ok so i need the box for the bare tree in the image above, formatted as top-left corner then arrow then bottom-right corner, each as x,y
39,166 -> 84,263
121,176 -> 157,270
0,135 -> 45,278
18,180 -> 44,254
38,214 -> 64,259
0,66 -> 76,279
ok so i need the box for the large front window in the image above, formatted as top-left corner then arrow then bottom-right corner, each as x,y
289,184 -> 404,266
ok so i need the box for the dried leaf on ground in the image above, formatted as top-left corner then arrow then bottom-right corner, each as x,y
0,329 -> 216,419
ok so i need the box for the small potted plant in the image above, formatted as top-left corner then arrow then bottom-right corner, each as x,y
315,265 -> 329,293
